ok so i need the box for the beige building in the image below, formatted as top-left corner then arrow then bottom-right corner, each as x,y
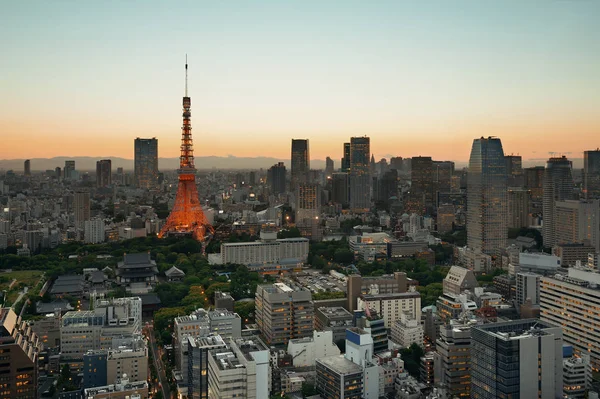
356,291 -> 421,328
255,283 -> 313,345
508,188 -> 531,229
554,199 -> 600,251
106,345 -> 148,386
540,267 -> 600,370
60,297 -> 142,360
442,266 -> 478,295
30,311 -> 61,348
436,204 -> 455,234
390,313 -> 423,348
0,308 -> 42,398
347,272 -> 413,312
553,242 -> 596,267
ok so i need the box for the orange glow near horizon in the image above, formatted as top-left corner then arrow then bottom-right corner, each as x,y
1,112 -> 598,163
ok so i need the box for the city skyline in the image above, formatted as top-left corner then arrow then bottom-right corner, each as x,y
2,1 -> 599,161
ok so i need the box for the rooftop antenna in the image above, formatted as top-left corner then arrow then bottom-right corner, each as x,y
185,54 -> 188,97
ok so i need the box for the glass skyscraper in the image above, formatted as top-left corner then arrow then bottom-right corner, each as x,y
134,137 -> 159,189
467,137 -> 508,255
584,148 -> 600,200
542,156 -> 574,247
471,319 -> 563,399
267,162 -> 286,195
349,136 -> 371,211
291,139 -> 310,190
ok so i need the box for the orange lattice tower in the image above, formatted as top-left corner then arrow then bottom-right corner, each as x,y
158,57 -> 214,242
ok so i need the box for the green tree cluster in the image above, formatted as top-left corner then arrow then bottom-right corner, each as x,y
416,283 -> 443,307
313,291 -> 346,300
400,343 -> 425,377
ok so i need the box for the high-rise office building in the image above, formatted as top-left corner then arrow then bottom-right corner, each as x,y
562,355 -> 591,399
0,308 -> 42,398
433,160 -> 454,194
207,338 -> 270,399
96,159 -> 112,188
505,154 -> 524,186
325,156 -> 334,176
331,172 -> 349,205
433,319 -> 476,398
554,199 -> 600,251
255,283 -> 313,345
542,156 -> 574,247
408,156 -> 434,214
74,191 -> 91,231
471,319 -> 563,399
508,188 -> 531,229
437,204 -> 455,234
525,166 -> 545,201
467,137 -> 508,255
267,162 -> 286,195
134,138 -> 159,189
584,148 -> 600,200
349,136 -> 371,211
187,334 -> 227,399
296,183 -> 321,223
315,356 -> 363,399
516,272 -> 541,307
390,156 -> 403,171
341,142 -> 351,172
24,159 -> 31,176
291,139 -> 309,189
64,160 -> 76,180
375,169 -> 398,203
84,218 -> 106,244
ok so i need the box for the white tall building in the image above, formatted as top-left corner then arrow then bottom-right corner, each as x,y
287,330 -> 340,367
84,218 -> 106,244
207,338 -> 270,399
390,313 -> 423,348
344,328 -> 380,399
516,272 -> 541,307
563,355 -> 591,399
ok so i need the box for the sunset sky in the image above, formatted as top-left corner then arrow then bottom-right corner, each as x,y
1,1 -> 599,163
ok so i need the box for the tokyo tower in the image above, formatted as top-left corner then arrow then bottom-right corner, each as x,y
158,58 -> 214,242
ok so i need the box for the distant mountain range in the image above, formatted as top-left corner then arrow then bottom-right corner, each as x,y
0,156 -> 583,172
0,156 -> 325,172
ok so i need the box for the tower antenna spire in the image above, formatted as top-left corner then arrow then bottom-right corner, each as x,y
185,54 -> 188,97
